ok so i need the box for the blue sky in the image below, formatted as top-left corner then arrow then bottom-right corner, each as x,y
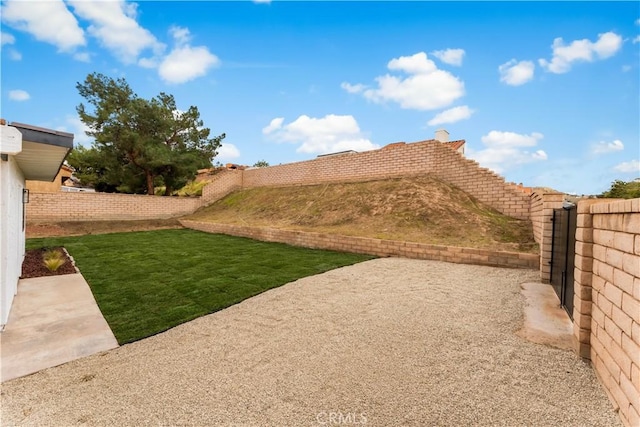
1,1 -> 638,195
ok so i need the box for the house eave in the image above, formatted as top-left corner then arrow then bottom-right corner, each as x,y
10,122 -> 74,182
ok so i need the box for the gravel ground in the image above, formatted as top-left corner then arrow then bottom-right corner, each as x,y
0,259 -> 620,426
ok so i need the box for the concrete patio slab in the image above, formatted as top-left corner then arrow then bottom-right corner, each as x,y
518,282 -> 574,351
0,274 -> 118,382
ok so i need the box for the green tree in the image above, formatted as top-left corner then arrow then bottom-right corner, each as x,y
74,73 -> 225,195
253,160 -> 270,168
599,179 -> 640,199
67,146 -> 124,193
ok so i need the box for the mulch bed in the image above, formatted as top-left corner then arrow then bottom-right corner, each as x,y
21,247 -> 77,279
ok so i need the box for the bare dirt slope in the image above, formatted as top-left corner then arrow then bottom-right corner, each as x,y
186,175 -> 537,253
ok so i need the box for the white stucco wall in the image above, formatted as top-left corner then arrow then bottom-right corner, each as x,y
0,155 -> 26,327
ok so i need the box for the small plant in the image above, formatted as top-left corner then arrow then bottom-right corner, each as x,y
43,249 -> 66,272
175,180 -> 208,197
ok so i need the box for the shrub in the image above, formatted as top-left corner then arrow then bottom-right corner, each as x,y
175,180 -> 208,197
599,179 -> 640,199
43,249 -> 66,272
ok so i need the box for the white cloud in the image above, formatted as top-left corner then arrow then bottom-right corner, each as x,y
1,0 -> 85,52
613,160 -> 640,173
1,31 -> 21,60
138,57 -> 158,68
498,59 -> 535,86
468,131 -> 547,173
8,49 -> 21,60
431,48 -> 465,66
387,52 -> 436,74
427,106 -> 474,126
633,36 -> 640,44
262,117 -> 284,134
8,89 -> 30,101
216,143 -> 241,162
68,0 -> 163,64
73,52 -> 91,62
263,114 -> 379,154
158,26 -> 219,84
340,82 -> 366,94
592,32 -> 623,57
482,131 -> 544,147
1,32 -> 15,46
159,46 -> 219,84
169,26 -> 191,46
592,139 -> 624,154
345,52 -> 464,111
539,31 -> 623,74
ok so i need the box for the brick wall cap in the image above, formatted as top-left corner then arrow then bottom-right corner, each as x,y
591,198 -> 640,214
577,198 -> 611,214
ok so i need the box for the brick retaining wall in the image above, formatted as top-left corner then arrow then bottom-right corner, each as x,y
180,220 -> 539,270
572,198 -> 640,427
201,170 -> 243,205
529,191 -> 565,283
26,139 -> 532,223
26,169 -> 243,222
242,140 -> 531,220
26,192 -> 202,222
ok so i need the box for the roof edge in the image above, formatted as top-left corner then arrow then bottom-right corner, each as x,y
10,122 -> 74,149
10,122 -> 74,138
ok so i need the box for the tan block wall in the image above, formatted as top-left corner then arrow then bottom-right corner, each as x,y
242,142 -> 435,188
180,220 -> 539,270
201,170 -> 243,205
530,192 -> 544,244
25,167 -> 72,193
27,192 -> 202,222
431,142 -> 531,220
26,169 -> 243,223
530,191 -> 565,283
242,140 -> 531,220
25,180 -> 62,193
25,140 -> 532,228
573,198 -> 640,427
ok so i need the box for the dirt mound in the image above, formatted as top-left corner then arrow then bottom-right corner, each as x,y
186,175 -> 537,253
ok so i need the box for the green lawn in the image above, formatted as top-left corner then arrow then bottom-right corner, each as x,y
27,229 -> 373,344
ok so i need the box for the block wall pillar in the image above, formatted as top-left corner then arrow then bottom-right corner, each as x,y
539,193 -> 564,283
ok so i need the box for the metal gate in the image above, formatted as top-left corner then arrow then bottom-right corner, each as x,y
550,205 -> 577,319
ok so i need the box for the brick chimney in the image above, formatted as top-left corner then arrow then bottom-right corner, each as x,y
435,129 -> 449,142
